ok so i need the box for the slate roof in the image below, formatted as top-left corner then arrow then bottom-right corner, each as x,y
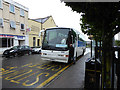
32,16 -> 51,24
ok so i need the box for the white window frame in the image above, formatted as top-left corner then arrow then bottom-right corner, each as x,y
20,23 -> 25,30
10,21 -> 16,29
0,18 -> 3,27
9,4 -> 15,13
20,9 -> 24,17
0,0 -> 3,9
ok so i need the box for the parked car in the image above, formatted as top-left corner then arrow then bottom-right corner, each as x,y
31,46 -> 41,54
2,45 -> 32,58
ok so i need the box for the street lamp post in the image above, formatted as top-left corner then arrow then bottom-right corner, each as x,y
89,35 -> 93,57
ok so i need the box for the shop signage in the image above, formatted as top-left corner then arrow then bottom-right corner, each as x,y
0,34 -> 14,38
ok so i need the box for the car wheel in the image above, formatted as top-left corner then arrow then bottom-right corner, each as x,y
28,51 -> 32,55
14,53 -> 18,57
39,50 -> 41,54
6,56 -> 10,58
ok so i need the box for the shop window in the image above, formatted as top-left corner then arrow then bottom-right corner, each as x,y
1,38 -> 7,47
10,4 -> 15,13
0,0 -> 3,9
0,18 -> 3,27
20,24 -> 25,30
0,38 -> 13,47
20,9 -> 24,16
10,21 -> 16,29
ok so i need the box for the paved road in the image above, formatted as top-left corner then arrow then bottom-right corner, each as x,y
46,53 -> 90,88
1,54 -> 71,88
0,48 -> 91,89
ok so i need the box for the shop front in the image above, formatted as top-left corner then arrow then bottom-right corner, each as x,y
0,34 -> 25,52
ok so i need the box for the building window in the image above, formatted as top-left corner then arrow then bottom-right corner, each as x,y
0,38 -> 14,47
20,24 -> 25,30
37,39 -> 40,46
33,37 -> 36,47
0,18 -> 3,27
20,9 -> 24,16
0,0 -> 3,9
10,21 -> 16,29
10,4 -> 15,13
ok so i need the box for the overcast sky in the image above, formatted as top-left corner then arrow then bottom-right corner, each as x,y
13,0 -> 90,41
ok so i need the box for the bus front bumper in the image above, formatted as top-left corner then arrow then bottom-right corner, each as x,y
41,50 -> 69,63
41,57 -> 68,63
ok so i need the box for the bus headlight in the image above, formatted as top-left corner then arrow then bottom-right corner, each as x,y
58,55 -> 69,57
41,53 -> 47,55
64,55 -> 69,57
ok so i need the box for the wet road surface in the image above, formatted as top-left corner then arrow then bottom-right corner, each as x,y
0,48 -> 90,89
1,54 -> 71,88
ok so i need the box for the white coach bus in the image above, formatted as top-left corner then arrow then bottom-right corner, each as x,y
40,27 -> 86,63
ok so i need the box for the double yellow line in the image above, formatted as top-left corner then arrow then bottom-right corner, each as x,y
36,63 -> 72,88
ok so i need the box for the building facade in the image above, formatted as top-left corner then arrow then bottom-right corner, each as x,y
28,19 -> 41,47
0,0 -> 29,52
42,16 -> 57,30
29,16 -> 57,47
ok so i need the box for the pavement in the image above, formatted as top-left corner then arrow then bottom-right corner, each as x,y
46,53 -> 91,88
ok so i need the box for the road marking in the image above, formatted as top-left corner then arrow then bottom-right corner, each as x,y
23,72 -> 49,86
46,65 -> 58,70
28,63 -> 44,68
5,70 -> 32,81
36,63 -> 48,70
2,70 -> 16,75
9,66 -> 18,70
0,70 -> 16,78
36,64 -> 58,70
10,71 -> 40,84
36,63 -> 72,88
4,69 -> 30,80
21,63 -> 32,67
51,65 -> 62,71
0,68 -> 5,72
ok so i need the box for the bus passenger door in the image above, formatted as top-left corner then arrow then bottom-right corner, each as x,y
73,37 -> 77,58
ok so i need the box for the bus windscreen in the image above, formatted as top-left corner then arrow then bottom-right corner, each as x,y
42,28 -> 70,51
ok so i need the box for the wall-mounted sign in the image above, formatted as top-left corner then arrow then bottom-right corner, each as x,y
0,34 -> 25,40
0,34 -> 14,38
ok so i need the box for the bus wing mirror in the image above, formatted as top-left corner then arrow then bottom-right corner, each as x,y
39,30 -> 45,37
